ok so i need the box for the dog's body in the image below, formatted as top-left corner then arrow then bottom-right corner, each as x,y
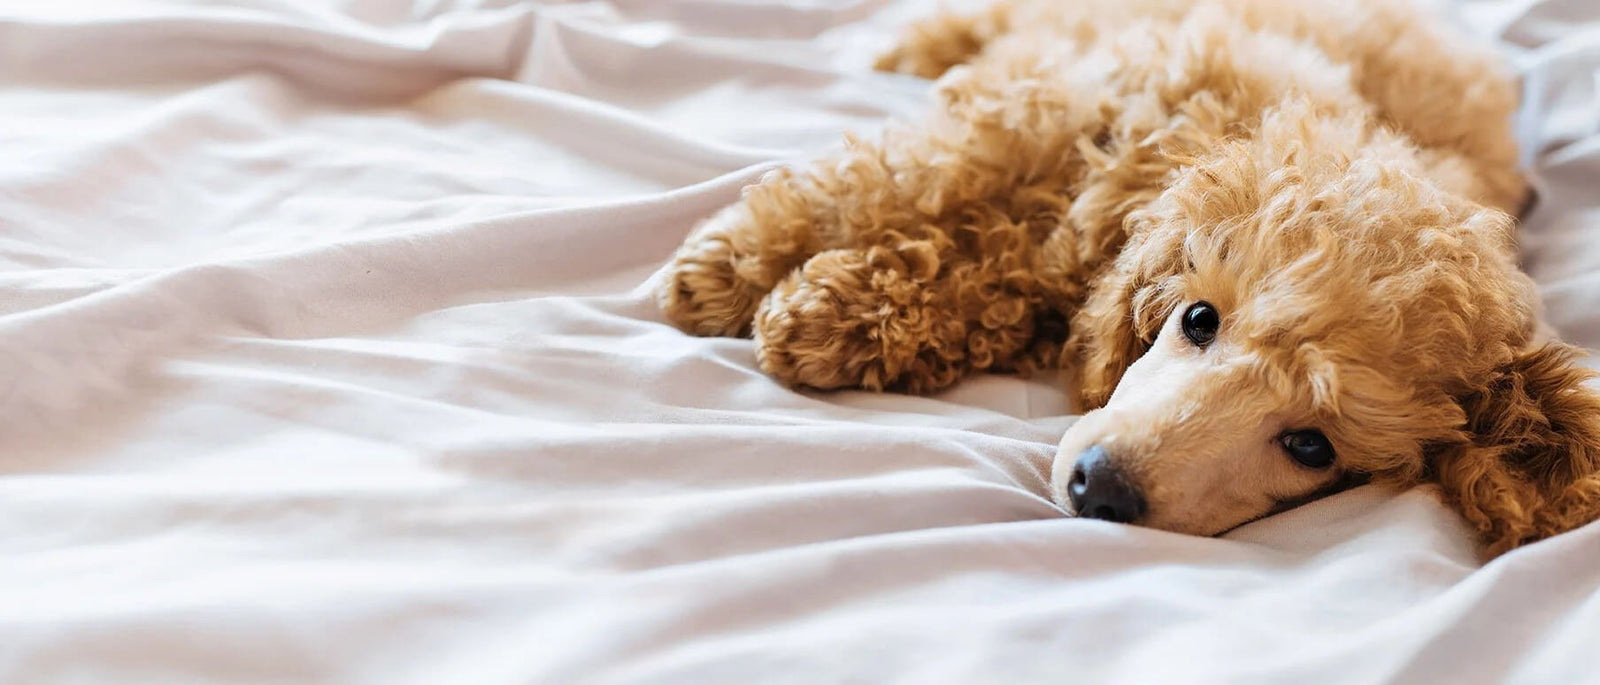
657,0 -> 1600,557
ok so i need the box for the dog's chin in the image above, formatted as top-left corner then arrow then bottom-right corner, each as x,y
1060,503 -> 1248,538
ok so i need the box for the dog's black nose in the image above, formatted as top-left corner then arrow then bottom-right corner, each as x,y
1067,445 -> 1146,523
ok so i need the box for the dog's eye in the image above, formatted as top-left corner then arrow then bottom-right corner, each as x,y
1182,301 -> 1220,347
1280,430 -> 1336,469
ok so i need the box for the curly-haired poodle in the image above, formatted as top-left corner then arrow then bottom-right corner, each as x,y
655,0 -> 1600,557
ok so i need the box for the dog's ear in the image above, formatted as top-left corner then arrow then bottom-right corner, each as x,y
1072,259 -> 1146,409
1070,214 -> 1184,409
1432,341 -> 1600,557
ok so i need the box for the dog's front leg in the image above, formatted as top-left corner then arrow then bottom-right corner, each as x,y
659,44 -> 1111,392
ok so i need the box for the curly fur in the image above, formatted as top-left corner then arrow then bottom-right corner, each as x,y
655,0 -> 1600,557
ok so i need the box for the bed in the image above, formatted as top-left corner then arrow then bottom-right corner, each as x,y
1,0 -> 1597,682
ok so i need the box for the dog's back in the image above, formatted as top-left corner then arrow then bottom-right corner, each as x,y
881,0 -> 1527,214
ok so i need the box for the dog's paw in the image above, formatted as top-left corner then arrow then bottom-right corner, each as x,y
753,246 -> 968,394
656,210 -> 773,338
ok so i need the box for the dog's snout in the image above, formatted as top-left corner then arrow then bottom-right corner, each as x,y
1067,445 -> 1146,524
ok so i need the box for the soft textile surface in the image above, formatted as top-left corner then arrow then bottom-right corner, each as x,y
1,1 -> 1597,682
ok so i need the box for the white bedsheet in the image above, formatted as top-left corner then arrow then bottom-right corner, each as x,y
1,1 -> 1598,682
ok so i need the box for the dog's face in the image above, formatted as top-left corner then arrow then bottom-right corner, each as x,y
1054,298 -> 1361,537
1052,111 -> 1600,553
1051,211 -> 1488,537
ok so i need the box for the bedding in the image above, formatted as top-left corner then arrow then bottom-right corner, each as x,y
0,0 -> 1597,682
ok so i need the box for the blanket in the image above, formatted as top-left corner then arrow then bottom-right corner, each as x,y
1,0 -> 1597,682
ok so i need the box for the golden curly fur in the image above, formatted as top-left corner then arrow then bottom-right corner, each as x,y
655,0 -> 1600,558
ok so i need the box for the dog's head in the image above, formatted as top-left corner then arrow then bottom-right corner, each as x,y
1054,106 -> 1600,556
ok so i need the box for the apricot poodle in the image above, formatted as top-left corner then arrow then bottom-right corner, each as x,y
655,0 -> 1600,557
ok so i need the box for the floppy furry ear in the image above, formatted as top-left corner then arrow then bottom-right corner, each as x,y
1069,215 -> 1185,409
1433,341 -> 1600,557
1072,261 -> 1147,409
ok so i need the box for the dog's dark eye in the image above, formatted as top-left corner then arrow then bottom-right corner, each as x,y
1281,430 -> 1336,469
1182,302 -> 1220,347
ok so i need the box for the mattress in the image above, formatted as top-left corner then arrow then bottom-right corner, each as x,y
1,0 -> 1597,682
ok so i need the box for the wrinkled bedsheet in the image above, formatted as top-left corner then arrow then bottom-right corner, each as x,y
1,1 -> 1598,682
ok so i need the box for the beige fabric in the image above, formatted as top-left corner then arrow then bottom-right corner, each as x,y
0,1 -> 1596,682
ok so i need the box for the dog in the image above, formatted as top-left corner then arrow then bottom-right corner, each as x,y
655,0 -> 1600,557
